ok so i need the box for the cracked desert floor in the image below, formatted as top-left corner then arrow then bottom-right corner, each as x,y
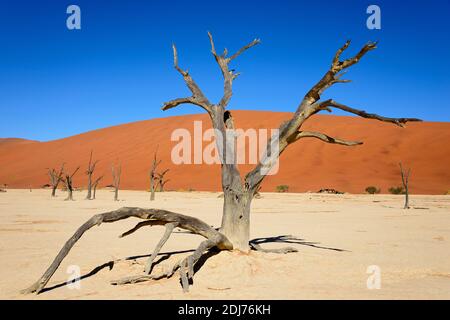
1,189 -> 449,299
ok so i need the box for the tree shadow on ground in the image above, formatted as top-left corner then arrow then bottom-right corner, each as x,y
40,248 -> 198,293
249,235 -> 348,252
41,236 -> 344,293
41,260 -> 115,293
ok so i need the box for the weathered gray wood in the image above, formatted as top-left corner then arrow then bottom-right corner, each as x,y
111,163 -> 121,201
92,175 -> 103,200
144,222 -> 177,274
399,163 -> 411,209
318,100 -> 421,127
48,164 -> 65,197
292,131 -> 363,146
85,150 -> 98,200
157,169 -> 169,192
63,166 -> 79,201
163,33 -> 261,251
245,40 -> 421,195
22,207 -> 232,294
149,148 -> 161,201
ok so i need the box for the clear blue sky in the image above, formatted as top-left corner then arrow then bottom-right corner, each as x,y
1,0 -> 449,141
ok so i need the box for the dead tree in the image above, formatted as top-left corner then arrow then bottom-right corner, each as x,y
111,163 -> 121,201
47,164 -> 64,197
157,169 -> 170,192
85,150 -> 99,200
399,163 -> 411,209
149,149 -> 161,201
63,167 -> 80,201
92,175 -> 103,200
23,34 -> 421,294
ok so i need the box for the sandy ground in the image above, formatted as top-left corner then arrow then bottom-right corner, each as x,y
0,189 -> 449,300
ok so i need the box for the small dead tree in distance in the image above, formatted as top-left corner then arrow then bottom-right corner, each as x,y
23,34 -> 421,294
399,162 -> 411,209
111,163 -> 121,201
149,149 -> 161,201
92,175 -> 103,200
63,167 -> 80,201
157,169 -> 170,192
47,163 -> 65,197
85,150 -> 99,200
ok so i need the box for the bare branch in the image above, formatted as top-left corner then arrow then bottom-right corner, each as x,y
48,163 -> 66,197
93,175 -> 103,185
336,41 -> 378,71
119,220 -> 165,238
172,44 -> 187,76
245,40 -> 416,191
208,31 -> 260,108
162,44 -> 211,113
229,38 -> 261,61
318,100 -> 422,127
144,222 -> 178,274
331,40 -> 351,67
207,32 -> 217,56
22,207 -> 232,294
162,97 -> 199,111
292,131 -> 363,146
305,41 -> 377,104
85,150 -> 99,200
70,166 -> 80,179
149,147 -> 162,200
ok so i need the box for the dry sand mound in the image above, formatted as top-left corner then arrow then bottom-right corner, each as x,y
0,111 -> 449,194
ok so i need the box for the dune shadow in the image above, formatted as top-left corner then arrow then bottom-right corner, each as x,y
249,235 -> 348,252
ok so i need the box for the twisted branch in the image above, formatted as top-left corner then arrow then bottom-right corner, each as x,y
22,207 -> 232,294
318,100 -> 422,127
162,44 -> 212,113
292,131 -> 363,146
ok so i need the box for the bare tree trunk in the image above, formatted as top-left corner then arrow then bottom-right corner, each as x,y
85,150 -> 98,200
63,167 -> 79,201
51,186 -> 57,197
65,185 -> 73,201
157,169 -> 169,192
399,163 -> 411,209
48,164 -> 64,197
92,175 -> 103,200
404,185 -> 409,209
111,163 -> 121,201
150,174 -> 156,200
149,148 -> 161,201
86,174 -> 92,199
220,192 -> 253,251
159,178 -> 169,192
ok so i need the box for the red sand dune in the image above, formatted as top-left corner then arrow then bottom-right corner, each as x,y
0,111 -> 449,194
